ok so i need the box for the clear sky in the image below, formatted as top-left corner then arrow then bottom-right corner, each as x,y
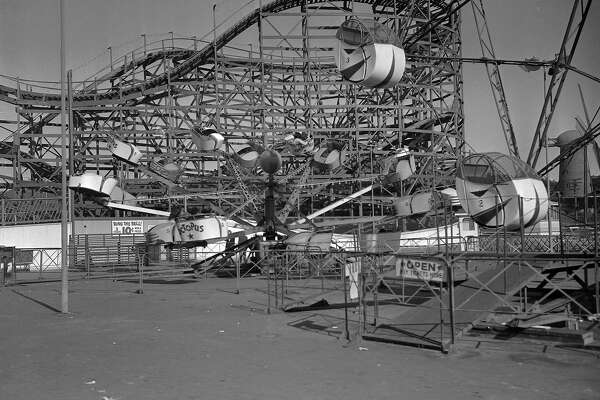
1,0 -> 599,173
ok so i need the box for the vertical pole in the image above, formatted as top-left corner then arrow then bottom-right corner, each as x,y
212,5 -> 220,131
68,70 -> 75,269
258,0 -> 267,147
1,257 -> 5,286
494,193 -> 499,254
584,145 -> 589,225
59,0 -> 69,313
595,260 -> 599,314
519,196 -> 525,253
280,254 -> 284,306
138,247 -> 144,294
439,279 -> 445,353
39,250 -> 44,280
545,109 -> 552,252
343,256 -> 350,341
285,252 -> 288,295
142,33 -> 147,55
595,193 -> 599,314
235,250 -> 240,294
558,193 -> 564,256
85,235 -> 89,278
274,259 -> 278,309
373,272 -> 378,326
11,247 -> 16,284
266,252 -> 271,314
594,192 -> 598,257
361,272 -> 367,334
448,257 -> 455,346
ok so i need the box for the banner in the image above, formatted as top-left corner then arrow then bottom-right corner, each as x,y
395,257 -> 445,282
111,220 -> 143,235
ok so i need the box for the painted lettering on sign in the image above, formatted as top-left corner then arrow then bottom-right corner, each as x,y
177,222 -> 205,234
111,220 -> 143,235
395,257 -> 445,282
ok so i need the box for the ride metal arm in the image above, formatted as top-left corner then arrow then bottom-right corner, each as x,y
290,183 -> 377,226
527,0 -> 592,168
471,0 -> 519,159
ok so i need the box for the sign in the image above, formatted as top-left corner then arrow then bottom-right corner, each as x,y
345,259 -> 360,300
112,220 -> 143,235
395,257 -> 445,282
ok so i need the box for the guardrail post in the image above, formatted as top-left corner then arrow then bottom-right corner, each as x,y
373,257 -> 379,326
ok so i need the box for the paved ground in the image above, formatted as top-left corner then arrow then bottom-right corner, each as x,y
0,276 -> 599,400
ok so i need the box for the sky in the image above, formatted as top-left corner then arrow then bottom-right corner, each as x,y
0,0 -> 599,174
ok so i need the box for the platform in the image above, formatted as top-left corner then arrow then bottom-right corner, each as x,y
364,261 -> 539,350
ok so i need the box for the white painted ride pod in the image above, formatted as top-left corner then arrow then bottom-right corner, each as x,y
235,145 -> 260,168
162,162 -> 183,181
109,186 -> 137,206
313,147 -> 345,170
439,187 -> 461,208
496,178 -> 548,230
192,128 -> 224,151
68,173 -> 118,197
336,41 -> 368,83
395,148 -> 415,180
110,138 -> 142,165
455,177 -> 505,228
362,43 -> 406,88
336,42 -> 405,88
393,191 -> 437,217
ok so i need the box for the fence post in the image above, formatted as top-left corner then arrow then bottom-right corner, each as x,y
343,254 -> 350,342
137,246 -> 144,294
39,250 -> 44,279
558,193 -> 565,256
85,235 -> 90,278
448,256 -> 455,346
519,196 -> 524,253
373,257 -> 379,326
439,278 -> 445,354
235,250 -> 240,294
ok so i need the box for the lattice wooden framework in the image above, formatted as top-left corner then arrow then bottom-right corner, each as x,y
0,0 -> 465,229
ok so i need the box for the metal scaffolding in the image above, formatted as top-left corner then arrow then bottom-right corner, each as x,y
0,0 -> 464,229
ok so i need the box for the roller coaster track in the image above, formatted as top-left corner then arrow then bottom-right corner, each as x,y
0,0 -> 465,225
0,0 -> 459,106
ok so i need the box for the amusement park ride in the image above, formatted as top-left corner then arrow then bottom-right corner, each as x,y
0,0 -> 598,257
